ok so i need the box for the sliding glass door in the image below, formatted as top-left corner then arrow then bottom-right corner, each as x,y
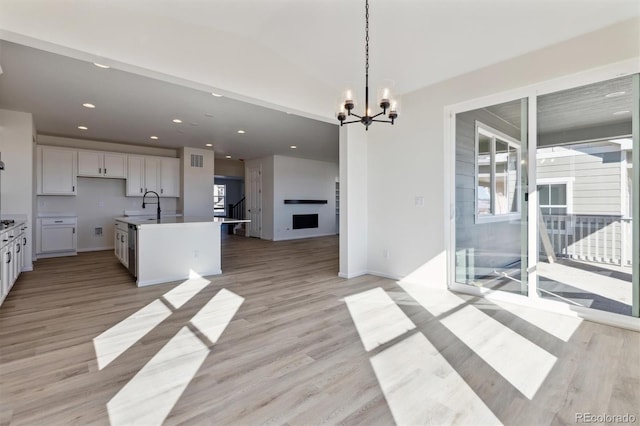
451,72 -> 639,318
534,76 -> 636,315
454,98 -> 528,295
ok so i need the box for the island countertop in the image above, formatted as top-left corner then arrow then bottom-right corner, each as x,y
114,216 -> 250,227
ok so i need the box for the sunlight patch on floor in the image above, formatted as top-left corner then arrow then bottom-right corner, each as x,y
107,327 -> 209,426
93,299 -> 172,370
190,288 -> 244,344
538,262 -> 631,306
490,299 -> 583,342
344,287 -> 416,351
370,332 -> 502,426
162,271 -> 212,309
399,282 -> 557,400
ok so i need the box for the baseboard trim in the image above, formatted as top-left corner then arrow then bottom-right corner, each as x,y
136,269 -> 222,287
366,270 -> 402,281
338,270 -> 367,279
78,247 -> 113,252
273,233 -> 338,242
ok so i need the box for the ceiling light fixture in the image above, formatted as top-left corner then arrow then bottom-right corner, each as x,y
83,103 -> 96,109
337,0 -> 398,130
150,136 -> 159,140
205,143 -> 213,147
211,92 -> 223,97
93,62 -> 110,69
613,110 -> 630,115
172,119 -> 183,123
225,155 -> 232,159
78,126 -> 88,130
290,145 -> 297,149
237,130 -> 245,134
605,91 -> 626,98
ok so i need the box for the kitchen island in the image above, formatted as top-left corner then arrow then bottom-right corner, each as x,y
114,216 -> 249,287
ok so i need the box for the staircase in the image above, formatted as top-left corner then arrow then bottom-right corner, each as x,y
227,198 -> 246,235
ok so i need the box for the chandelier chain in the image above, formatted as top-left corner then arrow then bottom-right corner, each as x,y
365,0 -> 369,80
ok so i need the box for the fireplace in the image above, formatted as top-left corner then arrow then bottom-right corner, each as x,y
292,214 -> 318,229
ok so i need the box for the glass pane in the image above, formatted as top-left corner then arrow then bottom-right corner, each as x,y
455,98 -> 526,296
538,185 -> 550,206
549,184 -> 566,205
536,75 -> 634,316
508,145 -> 519,213
477,134 -> 492,215
495,140 -> 508,214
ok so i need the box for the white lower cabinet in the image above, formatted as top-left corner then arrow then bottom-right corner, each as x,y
37,217 -> 78,258
0,222 -> 27,307
114,221 -> 129,268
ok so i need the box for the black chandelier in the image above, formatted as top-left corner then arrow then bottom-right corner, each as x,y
337,0 -> 398,130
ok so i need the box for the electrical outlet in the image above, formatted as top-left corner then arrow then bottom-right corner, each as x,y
94,227 -> 103,236
415,196 -> 425,207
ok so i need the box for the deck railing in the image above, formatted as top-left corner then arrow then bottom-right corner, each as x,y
541,214 -> 633,266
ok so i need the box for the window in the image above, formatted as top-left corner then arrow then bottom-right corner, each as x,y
214,184 -> 226,216
475,122 -> 521,222
537,183 -> 567,216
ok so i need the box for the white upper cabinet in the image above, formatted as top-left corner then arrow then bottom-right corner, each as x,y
78,150 -> 126,178
159,157 -> 180,197
143,157 -> 160,194
126,155 -> 179,197
126,156 -> 146,196
37,146 -> 77,195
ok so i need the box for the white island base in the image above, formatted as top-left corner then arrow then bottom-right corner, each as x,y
115,217 -> 248,287
137,220 -> 221,286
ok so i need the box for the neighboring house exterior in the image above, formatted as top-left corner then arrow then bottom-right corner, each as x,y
537,139 -> 633,266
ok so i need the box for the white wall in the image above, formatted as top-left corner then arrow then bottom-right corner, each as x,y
0,109 -> 34,270
215,159 -> 245,178
38,135 -> 178,157
273,155 -> 338,241
366,17 -> 640,284
339,125 -> 368,278
180,147 -> 214,217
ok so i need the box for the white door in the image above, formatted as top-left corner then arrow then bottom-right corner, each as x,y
247,166 -> 262,238
126,156 -> 145,196
77,151 -> 103,177
103,153 -> 126,178
144,157 -> 160,194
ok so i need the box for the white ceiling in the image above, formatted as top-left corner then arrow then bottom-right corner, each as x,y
0,0 -> 638,161
0,40 -> 339,162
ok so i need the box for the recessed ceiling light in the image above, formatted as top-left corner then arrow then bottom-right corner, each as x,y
605,91 -> 626,98
93,62 -> 110,69
83,103 -> 96,109
150,136 -> 159,140
613,110 -> 630,115
205,143 -> 213,147
78,126 -> 88,130
290,145 -> 297,149
237,130 -> 245,134
225,155 -> 232,159
211,92 -> 223,97
172,119 -> 183,123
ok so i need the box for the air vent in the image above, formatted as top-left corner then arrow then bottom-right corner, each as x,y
190,154 -> 204,168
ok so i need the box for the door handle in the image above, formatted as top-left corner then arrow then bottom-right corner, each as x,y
99,167 -> 102,174
104,168 -> 107,174
16,244 -> 20,253
7,251 -> 11,263
24,237 -> 27,245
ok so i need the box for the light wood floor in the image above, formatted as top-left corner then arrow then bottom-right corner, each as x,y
1,235 -> 638,425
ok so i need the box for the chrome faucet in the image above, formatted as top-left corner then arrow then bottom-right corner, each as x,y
142,190 -> 161,220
